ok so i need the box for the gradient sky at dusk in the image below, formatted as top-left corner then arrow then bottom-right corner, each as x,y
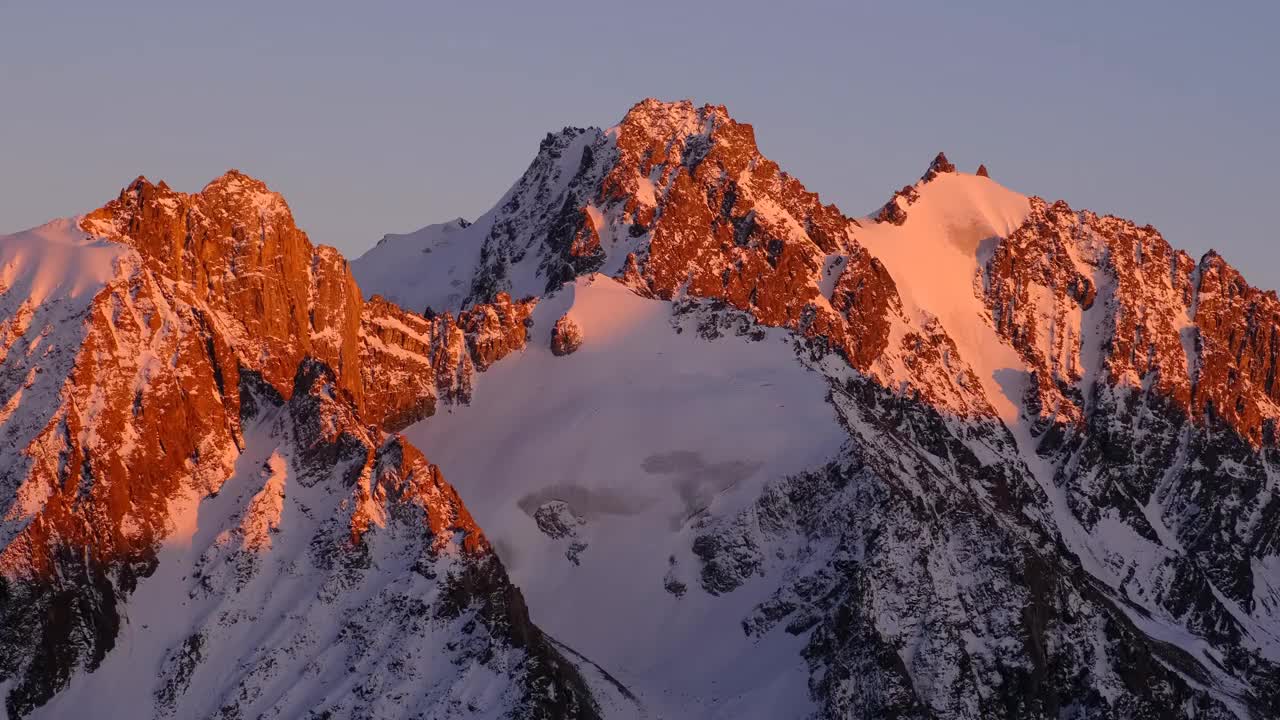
3,1 -> 1276,286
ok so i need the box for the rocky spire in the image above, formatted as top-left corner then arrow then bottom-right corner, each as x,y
976,163 -> 989,177
921,152 -> 957,182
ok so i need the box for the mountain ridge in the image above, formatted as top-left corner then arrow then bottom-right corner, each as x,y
356,98 -> 1280,717
2,97 -> 1279,718
0,170 -> 594,717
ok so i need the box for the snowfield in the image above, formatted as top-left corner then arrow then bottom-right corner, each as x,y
407,275 -> 847,718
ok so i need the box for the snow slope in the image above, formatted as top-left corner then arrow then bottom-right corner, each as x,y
406,275 -> 847,718
30,374 -> 574,720
353,127 -> 614,313
856,172 -> 1031,422
351,219 -> 480,313
0,217 -> 130,310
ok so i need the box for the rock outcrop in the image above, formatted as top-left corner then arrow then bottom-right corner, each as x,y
551,314 -> 583,356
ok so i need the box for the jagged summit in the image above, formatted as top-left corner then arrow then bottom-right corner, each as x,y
618,97 -> 729,125
122,174 -> 173,193
83,169 -> 297,251
920,151 -> 957,182
200,167 -> 278,197
0,166 -> 589,715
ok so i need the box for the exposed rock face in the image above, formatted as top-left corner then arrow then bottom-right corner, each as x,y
976,163 -> 990,177
77,171 -> 530,435
619,101 -> 890,375
551,314 -> 583,356
973,196 -> 1280,710
81,172 -> 367,411
360,291 -> 532,430
531,500 -> 588,565
359,295 -> 451,431
387,99 -> 902,381
1193,251 -> 1280,442
0,175 -> 576,718
569,100 -> 909,380
0,242 -> 242,715
873,185 -> 918,225
465,127 -> 618,305
458,291 -> 535,370
919,151 -> 956,182
875,153 -> 953,226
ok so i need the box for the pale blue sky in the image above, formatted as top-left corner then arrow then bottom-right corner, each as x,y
2,1 -> 1276,287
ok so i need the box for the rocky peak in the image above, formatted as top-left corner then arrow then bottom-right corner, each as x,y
360,99 -> 906,383
84,169 -> 299,263
1190,248 -> 1280,444
596,99 -> 731,229
198,168 -> 293,224
874,153 -> 958,225
616,98 -> 729,141
78,171 -> 366,412
610,102 -> 906,376
0,200 -> 552,717
921,151 -> 956,182
976,163 -> 989,177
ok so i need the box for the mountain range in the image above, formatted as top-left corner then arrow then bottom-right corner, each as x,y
1,99 -> 1278,719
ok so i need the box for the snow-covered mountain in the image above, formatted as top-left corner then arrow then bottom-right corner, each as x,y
0,176 -> 597,719
355,99 -> 1280,718
4,98 -> 1280,719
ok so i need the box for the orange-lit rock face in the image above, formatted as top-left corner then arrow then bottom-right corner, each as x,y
2,173 -> 386,579
980,196 -> 1280,444
77,170 -> 534,435
0,171 -> 540,714
1193,253 -> 1280,444
0,267 -> 241,581
360,295 -> 453,431
355,434 -> 488,555
285,359 -> 488,555
81,172 -> 366,410
457,292 -> 534,371
602,100 -> 898,375
359,291 -> 533,431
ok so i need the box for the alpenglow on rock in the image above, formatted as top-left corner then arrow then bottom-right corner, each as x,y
0,173 -> 597,719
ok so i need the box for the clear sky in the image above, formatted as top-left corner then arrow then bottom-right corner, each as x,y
2,1 -> 1277,287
